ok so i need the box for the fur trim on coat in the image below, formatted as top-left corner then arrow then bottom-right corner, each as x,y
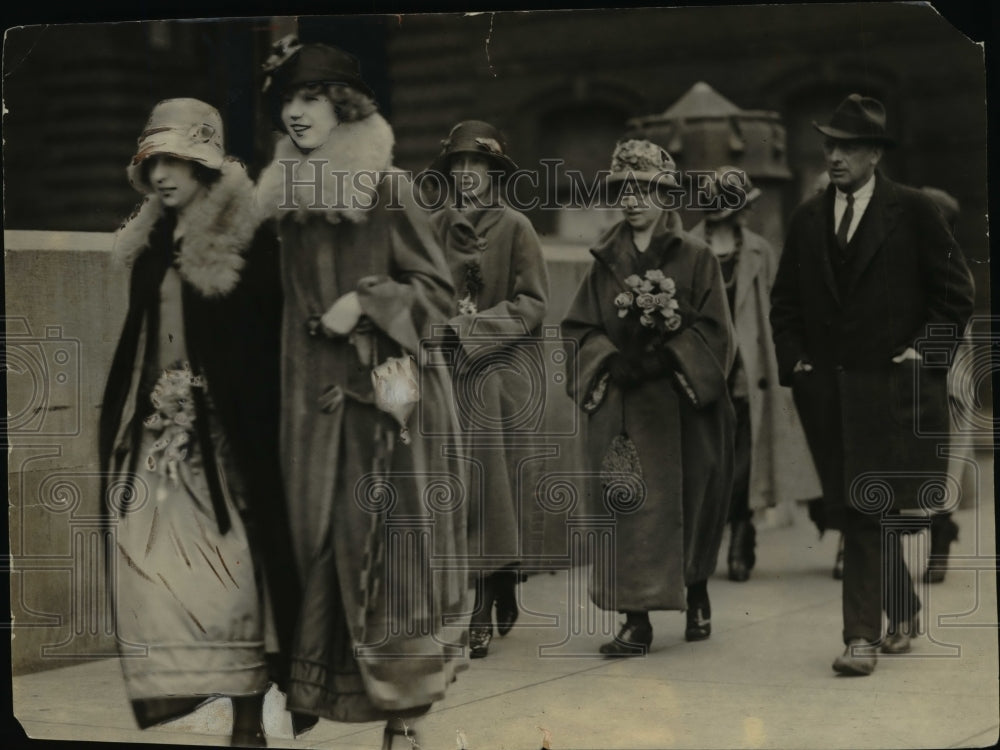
113,158 -> 260,298
255,112 -> 395,225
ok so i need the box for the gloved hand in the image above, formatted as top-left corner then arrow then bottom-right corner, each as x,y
632,345 -> 675,381
605,352 -> 641,387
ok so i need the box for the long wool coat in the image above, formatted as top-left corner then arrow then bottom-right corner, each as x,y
256,113 -> 468,723
99,159 -> 301,726
430,203 -> 550,570
770,173 -> 974,520
562,212 -> 735,611
689,222 -> 822,511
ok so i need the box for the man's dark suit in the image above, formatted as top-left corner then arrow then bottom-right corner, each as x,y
770,172 -> 974,642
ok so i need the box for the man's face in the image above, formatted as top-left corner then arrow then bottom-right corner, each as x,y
822,138 -> 882,193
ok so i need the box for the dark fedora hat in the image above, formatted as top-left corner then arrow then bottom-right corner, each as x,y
262,36 -> 375,100
813,94 -> 895,146
427,120 -> 518,176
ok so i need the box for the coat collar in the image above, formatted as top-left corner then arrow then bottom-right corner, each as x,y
255,112 -> 395,225
113,158 -> 260,298
591,210 -> 685,285
440,200 -> 508,251
688,220 -> 764,317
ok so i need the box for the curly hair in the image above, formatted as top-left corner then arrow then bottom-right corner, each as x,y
273,82 -> 377,130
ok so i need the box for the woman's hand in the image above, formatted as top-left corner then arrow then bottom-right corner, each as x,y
321,291 -> 363,337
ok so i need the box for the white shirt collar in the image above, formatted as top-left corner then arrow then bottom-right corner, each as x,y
836,172 -> 876,202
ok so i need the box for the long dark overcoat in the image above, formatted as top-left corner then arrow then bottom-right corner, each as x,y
256,114 -> 469,722
430,203 -> 550,570
562,212 -> 735,611
770,173 -> 974,520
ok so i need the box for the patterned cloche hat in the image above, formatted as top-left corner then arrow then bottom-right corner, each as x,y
607,139 -> 678,186
126,98 -> 224,193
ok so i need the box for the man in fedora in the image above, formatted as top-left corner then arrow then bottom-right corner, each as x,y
770,94 -> 974,675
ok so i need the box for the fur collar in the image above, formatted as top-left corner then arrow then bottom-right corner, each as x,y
255,112 -> 395,225
114,158 -> 260,298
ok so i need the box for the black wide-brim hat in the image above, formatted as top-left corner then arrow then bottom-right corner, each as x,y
427,120 -> 518,176
813,93 -> 896,146
263,40 -> 375,103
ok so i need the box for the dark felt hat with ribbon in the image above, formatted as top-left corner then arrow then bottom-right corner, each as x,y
812,93 -> 895,146
427,120 -> 518,175
262,36 -> 375,100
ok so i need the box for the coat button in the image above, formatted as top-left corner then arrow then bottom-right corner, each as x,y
758,378 -> 768,390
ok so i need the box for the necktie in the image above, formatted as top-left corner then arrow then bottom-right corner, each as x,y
836,192 -> 855,250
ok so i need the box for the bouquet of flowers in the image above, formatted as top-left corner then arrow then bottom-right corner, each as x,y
458,259 -> 484,316
143,364 -> 205,486
614,269 -> 682,333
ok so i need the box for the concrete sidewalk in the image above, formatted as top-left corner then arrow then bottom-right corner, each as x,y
11,498 -> 998,750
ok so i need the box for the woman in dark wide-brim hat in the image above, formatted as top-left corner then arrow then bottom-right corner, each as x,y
255,37 -> 468,749
561,139 -> 735,656
426,120 -> 550,659
99,97 -> 304,746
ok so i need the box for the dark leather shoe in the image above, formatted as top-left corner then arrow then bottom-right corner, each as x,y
382,724 -> 421,750
469,626 -> 492,659
923,516 -> 959,584
833,639 -> 877,675
599,622 -> 652,656
882,615 -> 919,654
685,606 -> 712,641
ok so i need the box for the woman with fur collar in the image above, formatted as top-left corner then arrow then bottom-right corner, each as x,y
255,40 -> 468,747
99,98 -> 304,745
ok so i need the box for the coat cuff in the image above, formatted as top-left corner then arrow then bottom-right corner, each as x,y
662,332 -> 727,409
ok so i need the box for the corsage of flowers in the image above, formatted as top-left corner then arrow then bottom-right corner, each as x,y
458,259 -> 485,315
143,364 -> 205,487
614,269 -> 681,332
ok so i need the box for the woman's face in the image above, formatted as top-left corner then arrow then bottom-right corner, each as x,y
450,154 -> 493,202
147,155 -> 205,211
619,181 -> 664,232
282,86 -> 339,151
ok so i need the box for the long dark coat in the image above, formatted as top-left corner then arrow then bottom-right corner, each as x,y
99,161 -> 300,726
770,173 -> 974,520
690,222 -> 822,510
430,203 -> 550,570
562,212 -> 735,611
256,115 -> 468,722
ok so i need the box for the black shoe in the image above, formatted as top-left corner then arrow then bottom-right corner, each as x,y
599,621 -> 652,656
833,533 -> 845,580
685,606 -> 712,641
833,638 -> 877,675
469,626 -> 492,659
728,519 -> 756,582
882,615 -> 919,654
495,571 -> 519,636
924,516 -> 959,584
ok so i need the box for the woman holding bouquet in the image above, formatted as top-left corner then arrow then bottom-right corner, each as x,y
99,98 -> 302,745
254,39 -> 467,747
562,140 -> 735,655
425,121 -> 550,659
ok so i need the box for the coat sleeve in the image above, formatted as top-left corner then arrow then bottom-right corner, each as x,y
451,213 -> 550,340
561,263 -> 619,412
356,175 -> 457,354
906,191 -> 975,354
769,210 -> 809,386
661,246 -> 734,409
